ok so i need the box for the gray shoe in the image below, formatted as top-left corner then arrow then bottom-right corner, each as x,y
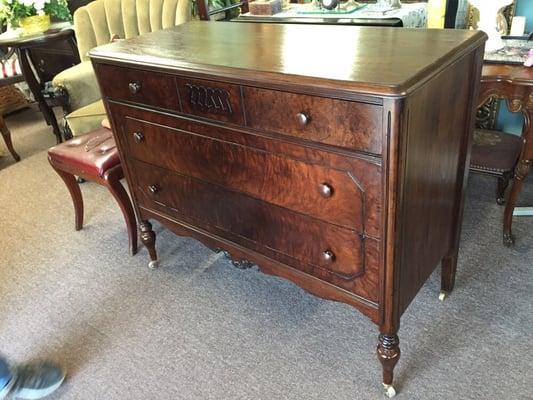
10,362 -> 65,399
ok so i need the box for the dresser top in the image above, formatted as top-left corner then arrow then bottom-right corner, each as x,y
90,21 -> 486,97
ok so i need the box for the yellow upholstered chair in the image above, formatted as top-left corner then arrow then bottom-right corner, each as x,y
53,0 -> 191,136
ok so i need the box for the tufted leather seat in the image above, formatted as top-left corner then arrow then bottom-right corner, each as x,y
48,128 -> 119,177
48,127 -> 137,255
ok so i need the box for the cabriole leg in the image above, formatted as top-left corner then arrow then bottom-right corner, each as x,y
377,333 -> 400,398
503,159 -> 531,246
140,220 -> 158,269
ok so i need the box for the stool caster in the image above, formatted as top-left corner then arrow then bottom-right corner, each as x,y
438,290 -> 448,301
148,260 -> 160,269
383,384 -> 396,398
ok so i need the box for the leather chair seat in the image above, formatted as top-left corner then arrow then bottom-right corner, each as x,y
48,127 -> 118,178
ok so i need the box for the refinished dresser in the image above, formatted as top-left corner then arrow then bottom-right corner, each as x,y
90,22 -> 486,397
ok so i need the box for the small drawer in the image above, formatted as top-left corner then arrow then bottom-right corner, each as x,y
131,159 -> 379,301
97,64 -> 179,110
243,87 -> 383,154
176,77 -> 244,125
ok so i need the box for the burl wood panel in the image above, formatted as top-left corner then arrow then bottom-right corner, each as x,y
109,102 -> 382,237
96,63 -> 179,111
131,159 -> 380,302
176,76 -> 245,125
397,52 -> 476,315
244,87 -> 383,154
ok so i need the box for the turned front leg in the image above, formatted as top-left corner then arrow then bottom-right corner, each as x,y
140,220 -> 159,269
377,333 -> 400,398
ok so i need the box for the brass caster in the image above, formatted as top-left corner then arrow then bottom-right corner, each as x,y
148,260 -> 159,269
383,383 -> 396,398
438,291 -> 448,301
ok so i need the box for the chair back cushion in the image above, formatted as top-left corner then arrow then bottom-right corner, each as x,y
74,0 -> 191,61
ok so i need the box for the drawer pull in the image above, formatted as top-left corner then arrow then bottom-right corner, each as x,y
133,132 -> 144,143
322,250 -> 335,263
319,183 -> 333,198
296,112 -> 310,126
147,185 -> 159,194
128,82 -> 142,94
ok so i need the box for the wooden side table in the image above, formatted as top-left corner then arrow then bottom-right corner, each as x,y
0,27 -> 80,143
479,64 -> 533,246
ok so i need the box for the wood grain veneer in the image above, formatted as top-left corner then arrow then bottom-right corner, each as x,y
91,21 -> 486,397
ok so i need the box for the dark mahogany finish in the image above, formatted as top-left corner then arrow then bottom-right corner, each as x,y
478,64 -> 533,246
90,22 -> 486,396
243,86 -> 383,153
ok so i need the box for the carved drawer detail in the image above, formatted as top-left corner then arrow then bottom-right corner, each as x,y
176,77 -> 244,124
185,83 -> 233,115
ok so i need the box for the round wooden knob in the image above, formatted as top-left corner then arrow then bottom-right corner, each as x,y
296,112 -> 310,126
128,82 -> 141,94
319,183 -> 333,198
148,185 -> 159,194
322,250 -> 335,263
133,131 -> 144,143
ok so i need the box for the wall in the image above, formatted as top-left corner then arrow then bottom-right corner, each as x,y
497,0 -> 533,134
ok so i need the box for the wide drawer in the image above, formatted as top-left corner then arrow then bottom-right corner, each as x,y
96,64 -> 179,111
119,113 -> 376,234
131,159 -> 379,301
243,87 -> 383,154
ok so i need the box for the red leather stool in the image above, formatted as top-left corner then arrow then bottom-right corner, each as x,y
48,127 -> 137,255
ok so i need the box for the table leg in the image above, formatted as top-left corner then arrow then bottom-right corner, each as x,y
502,107 -> 533,246
17,48 -> 63,144
0,115 -> 21,162
503,158 -> 531,246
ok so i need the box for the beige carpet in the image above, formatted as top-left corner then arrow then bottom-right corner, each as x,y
0,108 -> 531,400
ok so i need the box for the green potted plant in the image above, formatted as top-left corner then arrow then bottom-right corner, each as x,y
0,0 -> 71,36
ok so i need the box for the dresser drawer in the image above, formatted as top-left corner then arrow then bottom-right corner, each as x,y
243,87 -> 383,154
131,159 -> 379,301
97,64 -> 179,111
119,114 -> 379,235
176,77 -> 244,125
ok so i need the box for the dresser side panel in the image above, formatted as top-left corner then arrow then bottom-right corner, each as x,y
397,49 -> 481,315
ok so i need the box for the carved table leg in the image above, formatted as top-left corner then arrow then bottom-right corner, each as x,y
377,333 -> 400,398
140,220 -> 158,269
503,158 -> 531,246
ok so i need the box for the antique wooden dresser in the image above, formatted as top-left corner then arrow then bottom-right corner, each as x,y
90,22 -> 486,397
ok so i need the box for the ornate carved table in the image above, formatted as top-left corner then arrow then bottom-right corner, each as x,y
479,64 -> 533,245
91,22 -> 485,397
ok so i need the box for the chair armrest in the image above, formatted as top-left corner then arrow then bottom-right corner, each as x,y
52,61 -> 101,112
